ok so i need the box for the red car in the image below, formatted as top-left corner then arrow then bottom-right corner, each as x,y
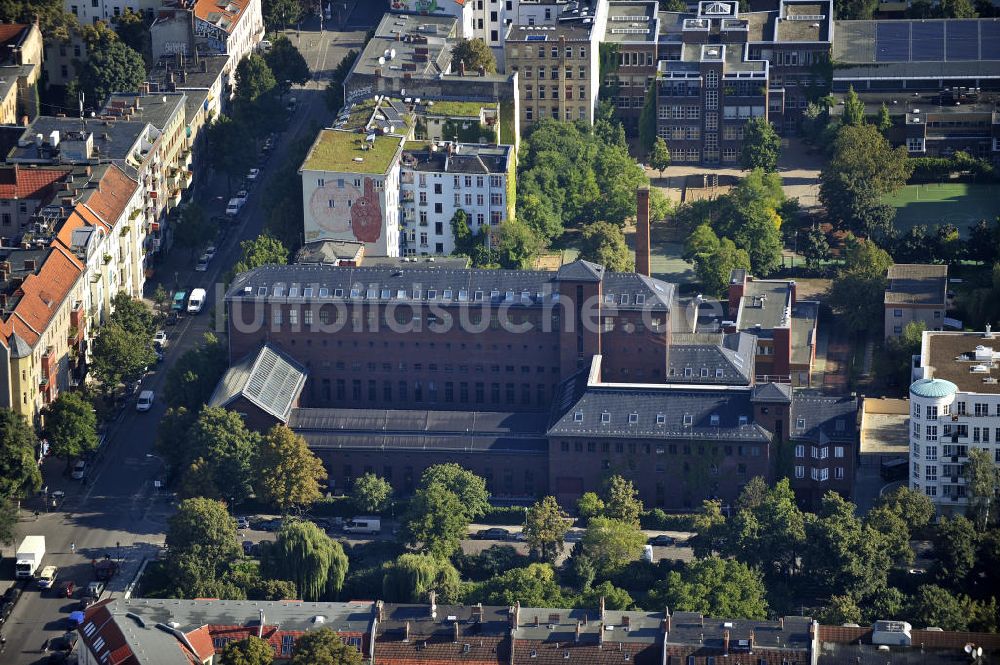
57,580 -> 75,598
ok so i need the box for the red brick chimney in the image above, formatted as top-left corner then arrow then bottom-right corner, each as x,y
788,280 -> 797,305
727,269 -> 748,319
635,187 -> 650,276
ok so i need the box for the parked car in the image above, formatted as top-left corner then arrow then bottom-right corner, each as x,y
57,580 -> 75,598
474,527 -> 511,541
259,39 -> 272,52
164,311 -> 179,326
247,168 -> 260,181
648,535 -> 676,547
236,516 -> 251,530
242,540 -> 258,556
36,566 -> 58,589
225,197 -> 244,216
2,585 -> 21,607
153,330 -> 168,347
187,288 -> 206,314
203,246 -> 217,261
136,390 -> 155,412
71,461 -> 87,480
195,255 -> 210,272
172,290 -> 187,312
49,632 -> 78,653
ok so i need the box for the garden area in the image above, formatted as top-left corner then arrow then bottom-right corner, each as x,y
884,183 -> 1000,236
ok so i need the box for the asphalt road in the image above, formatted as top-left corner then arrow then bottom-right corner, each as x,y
1,23 -> 371,663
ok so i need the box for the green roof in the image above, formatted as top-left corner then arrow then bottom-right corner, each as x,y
424,100 -> 494,118
301,129 -> 403,175
910,378 -> 958,399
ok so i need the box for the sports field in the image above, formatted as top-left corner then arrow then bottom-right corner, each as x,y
884,183 -> 1000,235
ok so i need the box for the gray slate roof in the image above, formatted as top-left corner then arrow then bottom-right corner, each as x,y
208,343 -> 306,422
752,381 -> 792,403
548,372 -> 770,442
225,262 -> 675,311
790,392 -> 858,444
289,408 -> 549,453
666,332 -> 755,385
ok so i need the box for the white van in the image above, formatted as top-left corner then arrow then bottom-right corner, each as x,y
343,516 -> 381,534
225,197 -> 244,216
187,288 -> 206,313
136,390 -> 155,412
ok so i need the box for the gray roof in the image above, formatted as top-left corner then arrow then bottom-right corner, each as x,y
8,332 -> 30,358
351,14 -> 456,79
402,144 -> 512,175
885,264 -> 948,306
666,332 -> 755,385
289,408 -> 549,453
379,603 -> 511,637
548,372 -> 770,442
6,116 -> 150,163
736,280 -> 792,333
790,392 -> 858,444
225,262 -> 675,312
208,343 -> 307,422
665,612 -> 814,649
515,608 -> 664,646
146,54 -> 229,90
752,381 -> 792,403
102,93 -> 186,132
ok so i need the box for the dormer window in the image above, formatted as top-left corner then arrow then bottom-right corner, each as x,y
620,294 -> 629,305
684,367 -> 693,377
656,413 -> 666,425
458,289 -> 469,301
474,290 -> 484,301
443,289 -> 454,299
710,414 -> 720,426
701,368 -> 709,377
491,289 -> 500,298
522,291 -> 531,301
273,285 -> 284,297
366,287 -> 376,299
836,418 -> 845,431
256,286 -> 267,296
716,368 -> 724,378
635,294 -> 645,305
574,411 -> 583,422
739,415 -> 749,426
332,288 -> 342,297
414,289 -> 422,298
303,287 -> 314,297
605,294 -> 614,303
288,286 -> 299,297
796,417 -> 806,429
397,289 -> 407,299
628,412 -> 638,424
506,291 -> 514,301
350,287 -> 360,298
380,288 -> 391,299
683,414 -> 693,426
319,288 -> 330,297
601,412 -> 611,423
427,289 -> 437,299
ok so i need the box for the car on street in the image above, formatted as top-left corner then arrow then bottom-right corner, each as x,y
263,137 -> 274,152
204,246 -> 217,261
226,197 -> 245,216
648,535 -> 676,547
286,97 -> 297,113
71,460 -> 87,480
247,168 -> 260,181
57,580 -> 75,598
195,255 -> 210,271
164,311 -> 179,326
242,540 -> 258,556
136,390 -> 155,412
2,585 -> 21,607
153,330 -> 168,347
172,290 -> 187,312
187,288 -> 206,313
0,598 -> 13,625
259,39 -> 272,52
49,632 -> 78,653
37,566 -> 58,589
474,527 -> 511,541
236,516 -> 251,530
236,189 -> 249,200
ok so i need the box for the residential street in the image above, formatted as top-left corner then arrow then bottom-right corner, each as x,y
0,20 -> 368,665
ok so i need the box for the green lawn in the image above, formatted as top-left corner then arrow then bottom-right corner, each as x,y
884,183 -> 1000,236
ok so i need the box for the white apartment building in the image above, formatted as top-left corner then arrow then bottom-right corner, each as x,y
399,143 -> 514,256
65,0 -> 160,27
909,328 -> 1000,514
194,0 -> 264,66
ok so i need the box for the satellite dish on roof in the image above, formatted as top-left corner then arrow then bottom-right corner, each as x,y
378,56 -> 386,65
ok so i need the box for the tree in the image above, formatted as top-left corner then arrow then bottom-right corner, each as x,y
0,409 -> 41,500
877,102 -> 893,134
932,516 -> 978,589
113,8 -> 151,65
826,235 -> 893,333
865,505 -> 914,565
517,194 -> 563,243
382,553 -> 461,603
723,479 -> 806,581
165,498 -> 241,596
818,595 -> 863,625
174,203 -> 214,256
45,392 -> 98,460
801,226 -> 831,269
450,38 -> 497,73
690,500 -> 727,558
687,225 -> 751,296
164,333 -> 228,412
842,86 -> 866,127
604,476 -> 644,526
325,50 -> 357,114
740,117 -> 781,172
496,219 -> 543,269
89,324 -> 156,392
577,492 -> 605,522
0,499 -> 18,546
450,208 -> 474,256
265,36 -> 310,93
263,0 -> 302,29
578,581 -> 634,610
638,86 -> 657,153
580,517 -> 646,576
219,636 -> 275,665
289,627 -> 363,665
820,124 -> 912,239
0,0 -> 77,41
579,221 -> 634,272
834,0 -> 879,17
908,585 -> 976,631
939,0 -> 978,16
206,115 -> 256,189
419,463 -> 490,520
649,137 -> 671,178
176,407 -> 261,503
966,447 -> 998,528
262,521 -> 348,601
233,234 -> 289,275
876,486 -> 935,533
473,563 -> 565,607
659,557 -> 768,620
235,54 -> 277,107
152,284 -> 169,313
109,292 -> 155,336
524,496 -> 571,563
78,39 -> 145,109
254,426 -> 327,512
403,484 -> 469,558
967,218 -> 1000,265
350,473 -> 392,515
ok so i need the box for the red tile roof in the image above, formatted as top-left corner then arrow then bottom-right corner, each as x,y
0,165 -> 70,200
0,24 -> 28,47
84,165 -> 138,229
376,635 -> 506,665
194,0 -> 251,34
4,245 -> 82,346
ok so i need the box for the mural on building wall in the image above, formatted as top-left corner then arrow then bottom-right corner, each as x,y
307,177 -> 383,244
391,0 -> 442,12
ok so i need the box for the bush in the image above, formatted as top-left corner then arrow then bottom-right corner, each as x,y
909,153 -> 998,183
639,509 -> 698,531
476,505 -> 531,525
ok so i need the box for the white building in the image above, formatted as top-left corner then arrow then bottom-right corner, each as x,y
300,129 -> 405,258
399,142 -> 514,256
908,328 -> 1000,514
193,0 -> 264,66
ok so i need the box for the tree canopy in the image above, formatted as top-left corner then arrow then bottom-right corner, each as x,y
578,221 -> 634,272
658,557 -> 769,619
419,464 -> 491,520
78,36 -> 146,109
649,137 -> 671,177
580,516 -> 646,576
175,407 -> 261,503
827,235 -> 893,332
45,391 -> 98,460
0,409 -> 42,499
524,496 -> 571,563
233,234 -> 290,275
164,333 -> 228,412
740,117 -> 781,172
289,627 -> 363,665
219,636 -> 275,665
262,520 -> 348,601
254,426 -> 327,512
350,473 -> 393,515
450,38 -> 497,74
402,483 -> 469,559
382,553 -> 461,603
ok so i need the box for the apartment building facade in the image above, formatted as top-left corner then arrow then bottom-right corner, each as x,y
909,329 -> 1000,514
399,142 -> 514,256
602,1 -> 659,133
505,0 -> 608,128
0,22 -> 43,123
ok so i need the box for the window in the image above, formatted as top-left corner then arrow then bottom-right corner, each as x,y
926,426 -> 938,441
601,412 -> 611,423
794,465 -> 805,478
834,467 -> 845,479
925,445 -> 937,461
925,465 -> 937,481
834,446 -> 844,458
794,444 -> 805,458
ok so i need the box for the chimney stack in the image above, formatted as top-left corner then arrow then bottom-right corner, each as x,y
635,188 -> 650,276
575,622 -> 582,643
779,617 -> 784,630
459,61 -> 465,76
727,269 -> 748,319
665,608 -> 671,632
749,629 -> 755,651
375,600 -> 384,622
453,619 -> 460,642
404,621 -> 411,642
723,630 -> 730,656
599,596 -> 606,621
257,609 -> 265,638
788,280 -> 797,305
429,590 -> 437,618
